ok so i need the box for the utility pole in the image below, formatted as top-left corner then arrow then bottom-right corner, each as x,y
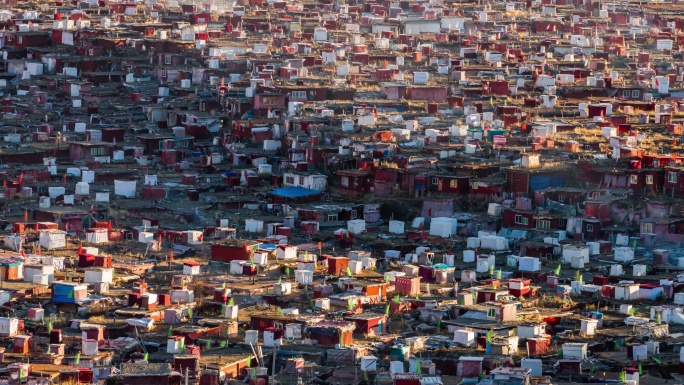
271,345 -> 277,382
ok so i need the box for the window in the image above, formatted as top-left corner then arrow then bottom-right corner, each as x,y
646,175 -> 653,185
197,17 -> 206,23
487,308 -> 496,318
559,218 -> 567,228
285,176 -> 295,185
586,224 -> 594,232
17,36 -> 22,45
90,147 -> 105,156
632,90 -> 640,98
514,215 -> 528,225
327,213 -> 338,222
432,177 -> 439,185
472,182 -> 478,189
622,90 -> 630,98
161,69 -> 167,78
263,97 -> 278,105
291,91 -> 307,99
558,195 -> 565,203
669,172 -> 678,183
450,179 -> 457,188
537,220 -> 551,229
340,176 -> 349,187
630,175 -> 638,184
642,222 -> 653,234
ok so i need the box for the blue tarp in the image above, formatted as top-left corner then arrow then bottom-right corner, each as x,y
259,243 -> 277,252
269,187 -> 320,198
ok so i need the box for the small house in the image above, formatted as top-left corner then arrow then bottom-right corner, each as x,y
458,357 -> 484,377
276,245 -> 298,260
182,262 -> 201,275
0,260 -> 24,281
561,343 -> 588,360
484,301 -> 518,322
395,276 -> 421,296
85,228 -> 109,244
84,268 -> 114,284
68,141 -> 113,161
39,229 -> 67,249
0,317 -> 19,337
52,282 -> 88,304
344,313 -> 388,336
211,239 -> 261,262
306,321 -> 355,347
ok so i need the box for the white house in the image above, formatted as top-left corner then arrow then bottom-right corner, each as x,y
276,245 -> 298,260
182,262 -> 201,275
282,172 -> 327,191
84,268 -> 114,284
39,230 -> 67,249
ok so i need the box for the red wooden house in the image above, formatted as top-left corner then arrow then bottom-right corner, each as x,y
336,170 -> 372,198
211,240 -> 261,262
625,166 -> 665,195
343,313 -> 388,336
503,208 -> 535,228
429,174 -> 470,194
519,241 -> 555,259
533,187 -> 584,207
532,213 -> 564,231
664,166 -> 684,197
583,196 -> 620,225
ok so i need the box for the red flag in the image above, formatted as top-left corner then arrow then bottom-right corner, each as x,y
37,245 -> 41,255
20,249 -> 24,257
24,210 -> 28,223
2,180 -> 5,188
656,78 -> 660,86
18,173 -> 23,183
318,241 -> 322,250
169,251 -> 174,262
